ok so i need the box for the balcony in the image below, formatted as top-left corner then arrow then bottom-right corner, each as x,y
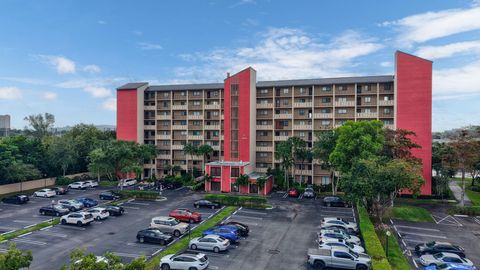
256,125 -> 273,130
157,154 -> 171,159
314,113 -> 333,119
172,105 -> 187,110
205,125 -> 221,130
212,145 -> 220,151
334,123 -> 344,128
144,163 -> 155,169
334,101 -> 355,107
378,100 -> 394,106
172,125 -> 186,130
256,146 -> 273,152
171,144 -> 184,150
188,115 -> 203,120
274,135 -> 289,141
274,114 -> 293,119
144,125 -> 156,130
356,112 -> 378,118
144,105 -> 156,111
293,102 -> 312,108
156,134 -> 171,140
293,124 -> 312,130
256,103 -> 274,109
157,114 -> 172,120
316,125 -> 333,130
295,169 -> 312,175
384,124 -> 395,129
205,104 -> 220,110
256,167 -> 269,173
188,135 -> 203,140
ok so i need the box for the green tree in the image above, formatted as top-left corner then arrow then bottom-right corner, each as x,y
313,130 -> 338,194
23,113 -> 55,140
382,128 -> 421,161
183,143 -> 198,176
198,144 -> 214,173
256,176 -> 267,194
287,137 -> 307,185
61,249 -> 145,270
0,243 -> 33,270
275,141 -> 293,190
236,174 -> 250,187
48,136 -> 77,176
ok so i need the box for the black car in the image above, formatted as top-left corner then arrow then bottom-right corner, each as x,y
137,229 -> 173,245
220,221 -> 249,237
105,205 -> 125,216
51,187 -> 68,195
99,191 -> 121,200
39,205 -> 70,216
193,199 -> 220,209
323,196 -> 347,207
303,188 -> 316,199
1,195 -> 29,204
415,241 -> 465,257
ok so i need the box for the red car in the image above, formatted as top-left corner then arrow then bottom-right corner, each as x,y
169,209 -> 202,223
287,188 -> 299,197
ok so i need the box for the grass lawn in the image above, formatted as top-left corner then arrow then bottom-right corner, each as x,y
145,206 -> 237,270
465,187 -> 480,206
376,229 -> 411,270
391,205 -> 433,222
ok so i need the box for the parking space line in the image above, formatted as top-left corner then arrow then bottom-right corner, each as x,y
56,225 -> 86,231
112,252 -> 143,258
282,193 -> 288,199
0,248 -> 7,253
121,206 -> 140,210
13,220 -> 35,224
12,238 -> 47,246
403,238 -> 430,244
400,231 -> 447,239
394,225 -> 440,232
37,231 -> 67,238
237,210 -> 267,215
0,230 -> 16,236
232,214 -> 263,220
125,202 -> 150,206
298,194 -> 304,200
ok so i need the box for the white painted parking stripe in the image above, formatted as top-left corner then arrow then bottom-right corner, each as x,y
121,206 -> 140,210
13,220 -> 34,224
237,210 -> 267,215
38,231 -> 67,238
113,252 -> 142,258
0,230 -> 16,236
232,214 -> 263,220
125,202 -> 150,206
0,248 -> 7,253
17,232 -> 32,238
57,225 -> 86,231
404,238 -> 430,244
298,194 -> 304,200
209,266 -> 219,270
282,193 -> 288,198
12,238 -> 47,246
394,225 -> 440,232
401,231 -> 447,239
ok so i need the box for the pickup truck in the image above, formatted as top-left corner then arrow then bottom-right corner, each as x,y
307,247 -> 371,270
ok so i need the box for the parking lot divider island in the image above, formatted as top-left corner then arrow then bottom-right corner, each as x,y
0,219 -> 60,242
116,190 -> 162,200
204,194 -> 268,208
145,206 -> 238,270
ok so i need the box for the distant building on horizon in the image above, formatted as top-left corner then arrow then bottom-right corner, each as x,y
0,115 -> 11,137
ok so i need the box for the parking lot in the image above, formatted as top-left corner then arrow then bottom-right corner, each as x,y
392,213 -> 480,269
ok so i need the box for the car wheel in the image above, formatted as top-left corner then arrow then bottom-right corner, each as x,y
70,207 -> 75,212
327,202 -> 331,207
96,216 -> 101,221
191,244 -> 197,250
174,230 -> 181,237
76,221 -> 82,226
213,247 -> 220,253
139,237 -> 144,243
44,194 -> 48,198
61,219 -> 66,225
211,205 -> 215,209
160,240 -> 166,245
40,211 -> 45,215
313,260 -> 325,270
189,219 -> 194,224
188,268 -> 197,270
195,204 -> 200,209
160,264 -> 170,270
356,265 -> 367,270
56,212 -> 60,217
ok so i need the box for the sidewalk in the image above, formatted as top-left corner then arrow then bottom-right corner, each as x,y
449,180 -> 472,206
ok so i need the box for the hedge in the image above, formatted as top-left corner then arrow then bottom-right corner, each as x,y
116,190 -> 160,200
448,206 -> 480,216
204,194 -> 267,208
55,176 -> 74,186
358,205 -> 392,270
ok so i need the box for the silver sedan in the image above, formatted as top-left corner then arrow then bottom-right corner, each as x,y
189,235 -> 230,253
419,252 -> 474,267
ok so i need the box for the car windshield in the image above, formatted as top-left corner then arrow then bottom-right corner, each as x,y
199,255 -> 207,263
349,250 -> 359,258
305,188 -> 313,192
170,219 -> 180,225
433,253 -> 444,259
53,205 -> 65,210
426,241 -> 436,247
437,264 -> 449,270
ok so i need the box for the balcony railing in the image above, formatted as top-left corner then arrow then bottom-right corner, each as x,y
156,115 -> 171,120
356,112 -> 378,118
314,113 -> 333,118
172,125 -> 186,130
293,102 -> 313,108
256,125 -> 273,130
384,124 -> 395,129
378,100 -> 394,106
204,104 -> 220,110
172,105 -> 187,110
188,115 -> 203,120
256,146 -> 273,152
171,145 -> 184,150
144,105 -> 156,111
293,124 -> 312,130
334,101 -> 355,107
157,154 -> 171,159
144,125 -> 156,130
256,167 -> 269,173
295,169 -> 312,175
212,145 -> 220,151
316,125 -> 333,130
256,103 -> 274,109
274,114 -> 293,119
274,136 -> 289,141
205,125 -> 220,130
188,135 -> 203,140
156,134 -> 171,140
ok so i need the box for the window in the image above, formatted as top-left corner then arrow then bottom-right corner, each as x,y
321,120 -> 331,126
193,101 -> 201,106
383,108 -> 392,114
299,132 -> 305,137
321,97 -> 331,103
320,108 -> 331,113
283,88 -> 289,94
334,251 -> 352,259
383,96 -> 391,101
299,87 -> 306,94
259,131 -> 268,136
211,167 -> 221,177
321,86 -> 331,91
364,108 -> 371,113
180,131 -> 187,135
365,97 -> 371,103
260,89 -> 268,94
193,121 -> 201,126
338,97 -> 347,102
259,153 -> 268,158
193,111 -> 201,116
338,85 -> 346,91
299,109 -> 305,116
180,91 -> 186,96
162,121 -> 169,126
321,176 -> 331,185
212,111 -> 219,116
280,120 -> 289,127
192,131 -> 201,135
384,83 -> 392,91
259,110 -> 268,115
163,101 -> 168,107
282,99 -> 289,105
162,141 -> 169,146
260,99 -> 268,104
364,85 -> 370,91
180,120 -> 187,125
338,109 -> 347,114
163,92 -> 169,97
231,168 -> 240,177
260,120 -> 268,125
193,91 -> 201,96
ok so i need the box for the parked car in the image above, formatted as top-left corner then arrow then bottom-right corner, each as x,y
303,188 -> 316,199
193,199 -> 220,209
118,178 -> 137,187
51,187 -> 68,195
39,205 -> 70,216
307,247 -> 371,270
319,229 -> 361,244
76,197 -> 98,207
423,263 -> 476,270
318,231 -> 361,246
58,199 -> 84,211
137,181 -> 155,190
159,251 -> 209,270
202,226 -> 239,243
160,180 -> 183,190
60,212 -> 94,226
322,217 -> 358,232
33,189 -> 56,198
84,180 -> 99,188
189,234 -> 230,253
420,252 -> 474,267
104,205 -> 125,216
99,191 -> 121,200
137,229 -> 173,245
150,216 -> 189,237
415,242 -> 465,258
318,238 -> 365,254
86,207 -> 109,220
219,221 -> 249,237
68,182 -> 88,190
287,188 -> 299,197
1,195 -> 29,204
169,209 -> 202,223
323,196 -> 347,207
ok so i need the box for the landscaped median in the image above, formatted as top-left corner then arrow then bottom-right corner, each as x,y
0,219 -> 59,242
204,194 -> 269,209
145,206 -> 237,270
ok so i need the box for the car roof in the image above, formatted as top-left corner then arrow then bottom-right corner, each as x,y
439,252 -> 461,258
176,252 -> 206,259
153,216 -> 176,221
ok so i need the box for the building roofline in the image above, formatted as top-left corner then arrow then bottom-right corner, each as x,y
117,82 -> 149,90
396,50 -> 433,63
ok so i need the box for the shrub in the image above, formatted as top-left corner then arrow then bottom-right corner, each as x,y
448,206 -> 480,216
98,181 -> 117,187
117,190 -> 160,200
55,176 -> 73,186
470,186 -> 480,192
192,182 -> 204,191
204,194 -> 267,208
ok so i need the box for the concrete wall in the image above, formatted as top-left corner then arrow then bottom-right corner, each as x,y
0,173 -> 87,195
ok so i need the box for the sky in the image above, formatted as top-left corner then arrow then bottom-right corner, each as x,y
0,0 -> 480,131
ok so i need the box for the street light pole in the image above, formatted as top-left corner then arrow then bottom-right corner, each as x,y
385,230 -> 391,258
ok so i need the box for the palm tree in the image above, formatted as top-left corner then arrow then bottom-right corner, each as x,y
198,144 -> 214,173
287,137 -> 306,185
164,164 -> 173,176
183,143 -> 198,176
204,174 -> 212,191
235,174 -> 250,191
172,165 -> 182,176
256,176 -> 267,195
275,141 -> 293,190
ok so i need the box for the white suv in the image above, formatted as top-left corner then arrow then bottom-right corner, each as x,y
84,180 -> 99,188
86,207 -> 109,220
150,216 -> 189,237
118,178 -> 137,187
60,212 -> 94,226
160,252 -> 209,270
33,189 -> 56,198
68,182 -> 88,189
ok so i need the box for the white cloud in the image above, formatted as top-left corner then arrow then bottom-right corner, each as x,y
38,55 -> 76,74
380,61 -> 392,67
0,86 -> 22,99
102,98 -> 116,111
382,5 -> 480,47
174,28 -> 383,81
416,40 -> 480,60
83,64 -> 101,74
138,42 -> 162,50
84,86 -> 112,98
42,91 -> 57,100
433,59 -> 480,97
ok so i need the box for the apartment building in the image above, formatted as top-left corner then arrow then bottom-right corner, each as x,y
117,51 -> 432,195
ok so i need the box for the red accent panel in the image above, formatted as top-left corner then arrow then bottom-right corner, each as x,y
117,90 -> 138,142
395,51 -> 432,195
